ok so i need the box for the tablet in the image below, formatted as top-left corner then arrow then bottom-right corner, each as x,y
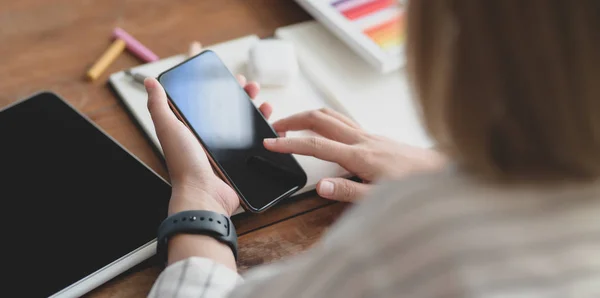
0,92 -> 171,297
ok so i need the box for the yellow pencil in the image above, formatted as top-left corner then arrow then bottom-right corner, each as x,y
86,39 -> 127,81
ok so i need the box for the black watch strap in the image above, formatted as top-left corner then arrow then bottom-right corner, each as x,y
157,210 -> 238,263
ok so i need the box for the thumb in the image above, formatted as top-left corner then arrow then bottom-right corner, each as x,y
316,178 -> 370,202
145,77 -> 168,115
145,78 -> 185,148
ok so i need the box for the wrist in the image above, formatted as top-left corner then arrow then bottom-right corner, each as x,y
159,210 -> 238,270
169,187 -> 230,216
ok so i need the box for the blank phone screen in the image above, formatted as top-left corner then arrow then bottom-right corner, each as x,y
158,50 -> 306,212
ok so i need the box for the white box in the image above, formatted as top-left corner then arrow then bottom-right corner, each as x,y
247,40 -> 299,86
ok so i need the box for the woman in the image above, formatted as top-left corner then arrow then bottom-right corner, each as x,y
147,1 -> 600,297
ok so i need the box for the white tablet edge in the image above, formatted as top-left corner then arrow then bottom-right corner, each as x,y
50,240 -> 157,298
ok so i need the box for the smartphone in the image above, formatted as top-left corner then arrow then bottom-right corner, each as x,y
157,50 -> 307,213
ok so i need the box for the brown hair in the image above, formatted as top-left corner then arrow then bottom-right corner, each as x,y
406,0 -> 600,180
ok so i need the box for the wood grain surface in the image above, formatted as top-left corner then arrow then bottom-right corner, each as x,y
0,1 -> 351,297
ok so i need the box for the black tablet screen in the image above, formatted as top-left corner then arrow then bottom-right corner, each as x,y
0,92 -> 171,297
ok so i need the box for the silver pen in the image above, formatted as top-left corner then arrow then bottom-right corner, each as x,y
124,70 -> 149,85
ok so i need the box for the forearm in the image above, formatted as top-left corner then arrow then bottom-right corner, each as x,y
152,192 -> 240,298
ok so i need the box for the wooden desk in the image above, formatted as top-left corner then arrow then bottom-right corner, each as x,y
0,1 -> 349,296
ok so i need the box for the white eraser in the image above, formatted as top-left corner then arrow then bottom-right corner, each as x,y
247,40 -> 299,87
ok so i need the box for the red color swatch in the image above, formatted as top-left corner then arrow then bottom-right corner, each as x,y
341,0 -> 395,20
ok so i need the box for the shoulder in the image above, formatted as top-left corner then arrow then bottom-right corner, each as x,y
343,169 -> 476,221
320,169 -> 477,246
304,170 -> 485,297
369,168 -> 472,204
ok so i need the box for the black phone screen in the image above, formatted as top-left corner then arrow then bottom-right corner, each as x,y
158,50 -> 306,212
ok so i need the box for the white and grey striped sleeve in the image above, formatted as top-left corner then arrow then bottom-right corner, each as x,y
148,257 -> 243,298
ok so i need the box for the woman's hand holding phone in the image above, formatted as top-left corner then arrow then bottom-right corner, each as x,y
145,75 -> 270,217
146,75 -> 271,268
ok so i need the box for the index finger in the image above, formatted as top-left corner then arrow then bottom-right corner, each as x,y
272,110 -> 363,144
263,136 -> 355,165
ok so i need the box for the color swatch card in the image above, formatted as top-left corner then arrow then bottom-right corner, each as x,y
295,0 -> 405,73
334,0 -> 404,53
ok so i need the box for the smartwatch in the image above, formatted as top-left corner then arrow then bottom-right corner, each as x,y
157,210 -> 238,263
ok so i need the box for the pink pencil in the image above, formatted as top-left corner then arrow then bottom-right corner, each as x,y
112,27 -> 159,63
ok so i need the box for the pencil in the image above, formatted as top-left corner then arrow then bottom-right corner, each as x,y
87,39 -> 127,81
124,70 -> 148,85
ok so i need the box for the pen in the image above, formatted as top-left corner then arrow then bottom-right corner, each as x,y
124,70 -> 148,85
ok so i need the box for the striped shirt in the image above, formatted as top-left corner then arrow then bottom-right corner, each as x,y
149,171 -> 600,298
